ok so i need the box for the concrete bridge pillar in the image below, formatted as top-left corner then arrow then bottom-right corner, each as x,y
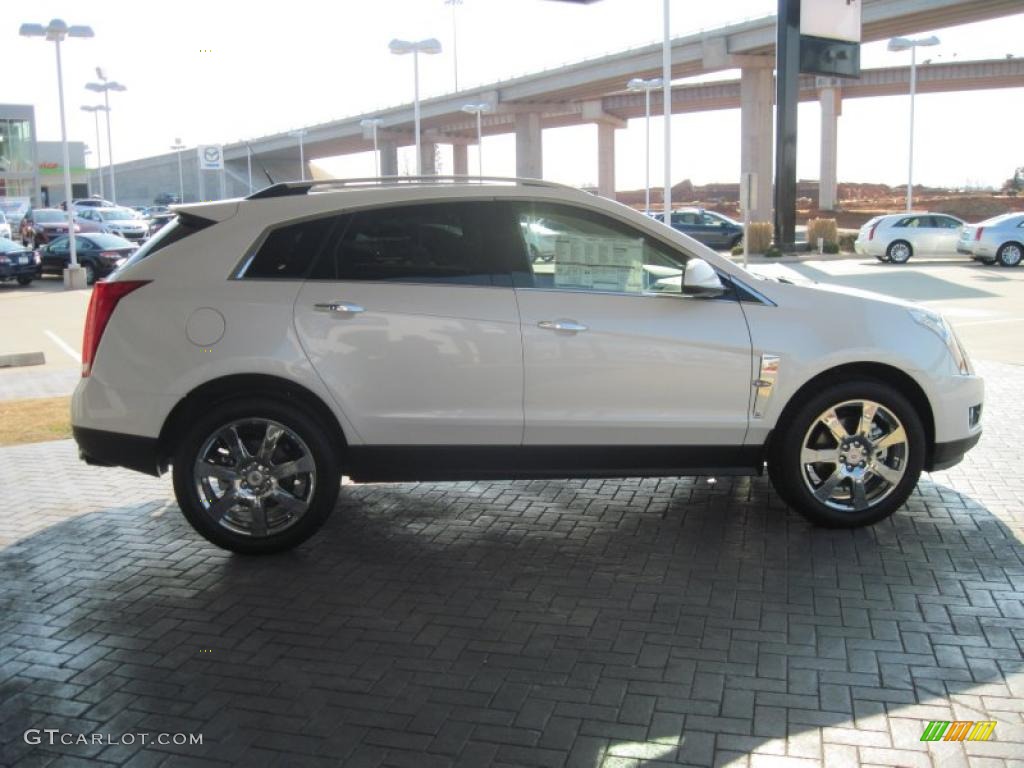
740,65 -> 773,223
515,113 -> 543,179
597,123 -> 617,199
453,143 -> 469,176
420,141 -> 437,175
380,141 -> 398,176
818,80 -> 841,211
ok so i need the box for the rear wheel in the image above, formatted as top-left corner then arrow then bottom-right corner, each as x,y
768,380 -> 924,528
997,242 -> 1022,267
886,240 -> 913,264
172,397 -> 341,554
16,276 -> 32,286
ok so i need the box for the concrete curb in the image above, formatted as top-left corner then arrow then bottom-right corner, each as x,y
0,352 -> 45,369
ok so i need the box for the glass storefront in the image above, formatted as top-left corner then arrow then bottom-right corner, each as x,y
0,111 -> 38,204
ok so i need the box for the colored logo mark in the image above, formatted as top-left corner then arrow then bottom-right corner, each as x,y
920,721 -> 996,742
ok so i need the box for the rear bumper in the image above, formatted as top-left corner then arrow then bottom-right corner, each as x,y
928,431 -> 982,472
73,425 -> 164,477
0,262 -> 40,279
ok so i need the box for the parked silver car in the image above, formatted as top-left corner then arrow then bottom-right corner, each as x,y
958,212 -> 1024,267
854,212 -> 964,263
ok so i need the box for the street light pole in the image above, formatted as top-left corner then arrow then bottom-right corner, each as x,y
461,104 -> 492,177
86,70 -> 126,205
627,78 -> 662,214
81,105 -> 106,199
888,35 -> 939,211
662,0 -> 672,219
360,118 -> 384,176
171,139 -> 185,203
289,129 -> 308,181
445,0 -> 463,91
21,19 -> 94,289
389,38 -> 442,176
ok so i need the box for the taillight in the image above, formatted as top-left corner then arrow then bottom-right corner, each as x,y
868,222 -> 879,240
81,280 -> 149,377
975,227 -> 984,241
99,251 -> 118,258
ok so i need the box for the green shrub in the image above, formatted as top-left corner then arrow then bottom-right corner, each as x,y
764,246 -> 783,258
730,244 -> 744,256
822,240 -> 840,254
838,233 -> 856,252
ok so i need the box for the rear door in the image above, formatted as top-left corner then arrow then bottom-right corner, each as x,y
293,201 -> 524,446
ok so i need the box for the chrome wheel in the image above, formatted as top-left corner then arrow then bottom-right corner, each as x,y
800,399 -> 909,513
998,243 -> 1022,267
193,418 -> 316,538
887,241 -> 911,263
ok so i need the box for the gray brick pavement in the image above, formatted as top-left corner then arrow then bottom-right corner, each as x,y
1,360 -> 1022,766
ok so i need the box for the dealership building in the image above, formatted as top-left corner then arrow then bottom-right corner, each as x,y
0,104 -> 90,209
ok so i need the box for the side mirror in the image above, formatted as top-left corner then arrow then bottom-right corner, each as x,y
682,258 -> 725,298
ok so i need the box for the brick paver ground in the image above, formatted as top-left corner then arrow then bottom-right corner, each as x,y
1,361 -> 1022,767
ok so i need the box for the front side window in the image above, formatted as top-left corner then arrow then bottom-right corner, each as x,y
310,202 -> 499,285
510,202 -> 685,294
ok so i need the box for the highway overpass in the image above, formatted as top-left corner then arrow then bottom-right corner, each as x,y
106,0 -> 1024,217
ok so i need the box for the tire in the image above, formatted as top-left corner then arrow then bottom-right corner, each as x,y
16,276 -> 32,286
996,242 -> 1023,268
729,235 -> 743,250
886,240 -> 913,264
83,263 -> 96,285
172,397 -> 341,554
767,379 -> 925,528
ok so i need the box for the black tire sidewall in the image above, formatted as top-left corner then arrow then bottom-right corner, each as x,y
770,380 -> 925,528
172,397 -> 340,554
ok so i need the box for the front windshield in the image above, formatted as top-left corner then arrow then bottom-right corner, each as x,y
100,209 -> 137,221
34,210 -> 65,223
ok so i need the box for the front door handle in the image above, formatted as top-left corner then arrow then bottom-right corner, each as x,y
314,302 -> 365,315
538,319 -> 588,333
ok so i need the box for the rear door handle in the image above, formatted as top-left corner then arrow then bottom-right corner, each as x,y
538,319 -> 588,333
314,302 -> 365,315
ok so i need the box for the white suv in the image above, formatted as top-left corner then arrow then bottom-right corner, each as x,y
72,178 -> 984,554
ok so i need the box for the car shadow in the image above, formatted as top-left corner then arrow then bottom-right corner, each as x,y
1,465 -> 1021,765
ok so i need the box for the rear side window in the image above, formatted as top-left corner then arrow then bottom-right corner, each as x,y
309,202 -> 500,285
244,215 -> 337,279
118,213 -> 213,270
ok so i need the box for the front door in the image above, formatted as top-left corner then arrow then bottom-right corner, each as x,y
293,200 -> 524,446
506,201 -> 752,451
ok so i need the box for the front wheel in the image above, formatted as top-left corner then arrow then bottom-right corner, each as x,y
997,242 -> 1022,267
768,380 -> 925,527
16,276 -> 33,286
172,397 -> 341,554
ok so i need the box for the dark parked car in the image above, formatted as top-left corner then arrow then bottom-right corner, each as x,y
0,237 -> 40,286
153,192 -> 180,206
654,208 -> 744,249
37,233 -> 137,285
20,208 -> 80,247
147,212 -> 176,236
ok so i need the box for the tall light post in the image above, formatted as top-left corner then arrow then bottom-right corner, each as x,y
445,0 -> 463,91
662,0 -> 672,219
888,35 -> 939,211
627,78 -> 662,213
460,103 -> 491,177
389,38 -> 442,175
170,138 -> 186,203
81,104 -> 107,199
85,69 -> 126,205
20,19 -> 94,289
289,129 -> 308,181
360,118 -> 384,176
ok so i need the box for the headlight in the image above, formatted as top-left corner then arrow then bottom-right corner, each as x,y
909,308 -> 972,375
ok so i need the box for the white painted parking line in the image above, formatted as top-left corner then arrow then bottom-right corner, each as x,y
44,330 -> 81,363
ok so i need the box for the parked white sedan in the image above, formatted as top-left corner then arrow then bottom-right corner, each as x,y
958,212 -> 1024,267
854,212 -> 964,263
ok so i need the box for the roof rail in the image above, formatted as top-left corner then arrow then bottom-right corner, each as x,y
246,175 -> 579,200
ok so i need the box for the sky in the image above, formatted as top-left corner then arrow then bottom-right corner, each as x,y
9,0 -> 1023,191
